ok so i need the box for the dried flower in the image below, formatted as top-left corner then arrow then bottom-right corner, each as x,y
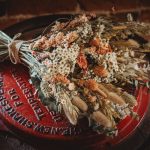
93,66 -> 109,77
0,14 -> 149,136
53,74 -> 70,84
77,52 -> 88,70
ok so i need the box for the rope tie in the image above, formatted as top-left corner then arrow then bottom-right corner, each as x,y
8,33 -> 23,64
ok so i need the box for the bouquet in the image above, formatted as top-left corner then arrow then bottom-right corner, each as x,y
0,14 -> 149,136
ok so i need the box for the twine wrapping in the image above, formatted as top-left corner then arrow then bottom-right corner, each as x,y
8,33 -> 23,64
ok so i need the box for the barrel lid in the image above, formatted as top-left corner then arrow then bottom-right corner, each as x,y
0,61 -> 149,147
0,14 -> 150,149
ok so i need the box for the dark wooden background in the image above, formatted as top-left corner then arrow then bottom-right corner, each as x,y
0,0 -> 150,149
0,0 -> 150,30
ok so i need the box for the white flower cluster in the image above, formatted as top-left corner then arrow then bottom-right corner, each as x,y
96,52 -> 119,81
76,23 -> 93,41
104,52 -> 119,72
96,24 -> 105,38
42,43 -> 80,81
111,103 -> 129,119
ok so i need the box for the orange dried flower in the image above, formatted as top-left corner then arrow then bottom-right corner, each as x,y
86,46 -> 97,53
84,79 -> 98,91
97,48 -> 107,55
88,95 -> 97,103
77,52 -> 88,70
77,79 -> 85,87
84,79 -> 107,98
90,37 -> 101,47
97,47 -> 112,55
93,66 -> 109,77
66,31 -> 78,43
53,74 -> 70,84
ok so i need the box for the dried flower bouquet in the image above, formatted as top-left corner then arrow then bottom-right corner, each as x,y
0,14 -> 149,136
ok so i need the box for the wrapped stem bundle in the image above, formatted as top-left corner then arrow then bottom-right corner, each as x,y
0,14 -> 149,136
